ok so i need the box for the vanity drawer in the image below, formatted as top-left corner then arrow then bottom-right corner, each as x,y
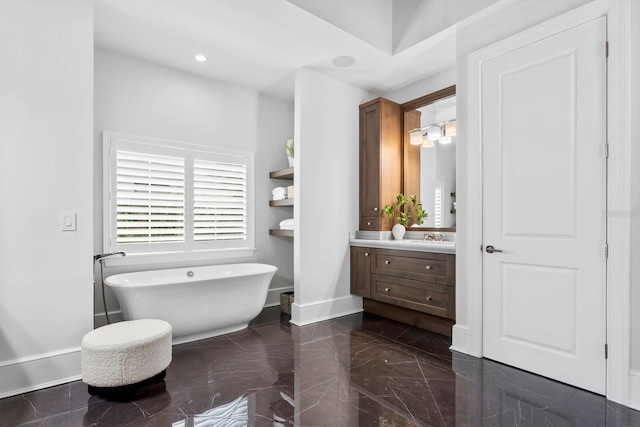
372,249 -> 455,285
372,274 -> 454,319
360,216 -> 380,230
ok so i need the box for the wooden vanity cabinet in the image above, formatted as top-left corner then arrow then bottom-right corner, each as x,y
350,246 -> 371,298
359,98 -> 402,231
352,247 -> 456,336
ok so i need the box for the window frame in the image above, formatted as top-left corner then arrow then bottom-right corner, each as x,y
102,132 -> 255,265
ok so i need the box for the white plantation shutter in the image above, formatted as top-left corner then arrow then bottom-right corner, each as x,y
104,133 -> 254,256
193,159 -> 247,241
116,151 -> 185,243
434,182 -> 443,228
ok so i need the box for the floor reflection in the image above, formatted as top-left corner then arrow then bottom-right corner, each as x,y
1,308 -> 639,426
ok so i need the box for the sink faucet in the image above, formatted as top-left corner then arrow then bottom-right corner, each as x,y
438,234 -> 446,242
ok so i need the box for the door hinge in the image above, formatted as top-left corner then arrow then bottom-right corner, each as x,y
604,243 -> 609,259
605,343 -> 609,359
605,41 -> 609,58
605,142 -> 609,158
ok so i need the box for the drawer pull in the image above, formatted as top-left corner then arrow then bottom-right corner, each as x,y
373,207 -> 379,212
425,296 -> 433,301
385,260 -> 390,265
364,252 -> 369,257
384,287 -> 390,292
367,221 -> 372,226
425,265 -> 432,270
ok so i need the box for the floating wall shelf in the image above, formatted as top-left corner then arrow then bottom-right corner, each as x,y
269,229 -> 294,237
269,167 -> 294,238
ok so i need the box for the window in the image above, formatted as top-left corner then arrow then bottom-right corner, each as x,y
434,182 -> 443,228
103,133 -> 254,259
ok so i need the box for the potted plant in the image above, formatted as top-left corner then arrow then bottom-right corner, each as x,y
383,193 -> 427,240
285,139 -> 294,167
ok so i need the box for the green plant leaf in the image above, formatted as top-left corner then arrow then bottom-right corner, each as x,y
385,193 -> 429,226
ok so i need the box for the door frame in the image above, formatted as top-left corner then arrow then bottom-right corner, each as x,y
460,0 -> 632,405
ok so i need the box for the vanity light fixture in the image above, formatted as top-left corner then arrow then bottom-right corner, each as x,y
410,119 -> 456,146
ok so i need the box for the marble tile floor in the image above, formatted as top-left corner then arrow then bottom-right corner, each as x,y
1,308 -> 639,426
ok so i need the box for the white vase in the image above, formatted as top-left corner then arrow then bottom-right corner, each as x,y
288,156 -> 294,167
392,223 -> 406,240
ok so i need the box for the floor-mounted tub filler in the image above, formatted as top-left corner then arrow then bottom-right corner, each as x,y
105,263 -> 278,344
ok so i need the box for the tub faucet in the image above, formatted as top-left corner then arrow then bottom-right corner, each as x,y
94,252 -> 126,263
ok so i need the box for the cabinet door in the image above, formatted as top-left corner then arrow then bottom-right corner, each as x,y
350,246 -> 371,298
359,98 -> 402,231
359,103 -> 382,224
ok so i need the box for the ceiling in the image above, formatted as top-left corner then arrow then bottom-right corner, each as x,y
94,0 -> 501,100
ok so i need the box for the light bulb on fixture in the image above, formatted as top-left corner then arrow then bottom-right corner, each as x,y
422,137 -> 435,148
439,136 -> 452,144
444,121 -> 457,137
426,125 -> 442,141
409,129 -> 423,145
195,54 -> 207,62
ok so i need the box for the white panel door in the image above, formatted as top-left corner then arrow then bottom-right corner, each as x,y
482,17 -> 607,394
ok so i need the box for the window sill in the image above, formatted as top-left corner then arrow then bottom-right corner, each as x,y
102,247 -> 257,268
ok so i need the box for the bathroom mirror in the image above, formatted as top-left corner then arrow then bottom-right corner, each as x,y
401,85 -> 456,230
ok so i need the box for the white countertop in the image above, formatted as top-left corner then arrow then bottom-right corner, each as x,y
350,238 -> 456,254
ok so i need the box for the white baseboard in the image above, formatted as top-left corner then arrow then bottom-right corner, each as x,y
94,310 -> 124,328
628,370 -> 640,410
450,324 -> 469,354
290,295 -> 363,326
264,286 -> 294,307
0,348 -> 82,399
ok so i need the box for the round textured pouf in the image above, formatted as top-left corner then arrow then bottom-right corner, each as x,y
81,319 -> 172,396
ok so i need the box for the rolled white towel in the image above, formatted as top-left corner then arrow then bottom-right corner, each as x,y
279,218 -> 294,230
272,187 -> 287,201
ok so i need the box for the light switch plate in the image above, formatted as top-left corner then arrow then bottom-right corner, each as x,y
60,211 -> 77,231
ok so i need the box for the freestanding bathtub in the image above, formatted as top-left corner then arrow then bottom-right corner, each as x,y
104,263 -> 277,344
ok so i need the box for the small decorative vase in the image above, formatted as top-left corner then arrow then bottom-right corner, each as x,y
392,223 -> 406,240
288,156 -> 294,167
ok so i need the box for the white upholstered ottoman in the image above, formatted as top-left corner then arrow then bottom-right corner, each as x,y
81,319 -> 172,394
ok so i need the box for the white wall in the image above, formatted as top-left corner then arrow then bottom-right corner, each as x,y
629,0 -> 640,387
382,66 -> 456,104
94,50 -> 294,324
0,0 -> 94,398
290,68 -> 368,325
286,0 -> 392,53
393,0 -> 501,54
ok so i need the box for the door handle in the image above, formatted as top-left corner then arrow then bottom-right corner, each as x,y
485,245 -> 503,254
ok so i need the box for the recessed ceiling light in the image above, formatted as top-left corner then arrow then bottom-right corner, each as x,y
195,54 -> 207,62
332,55 -> 356,68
